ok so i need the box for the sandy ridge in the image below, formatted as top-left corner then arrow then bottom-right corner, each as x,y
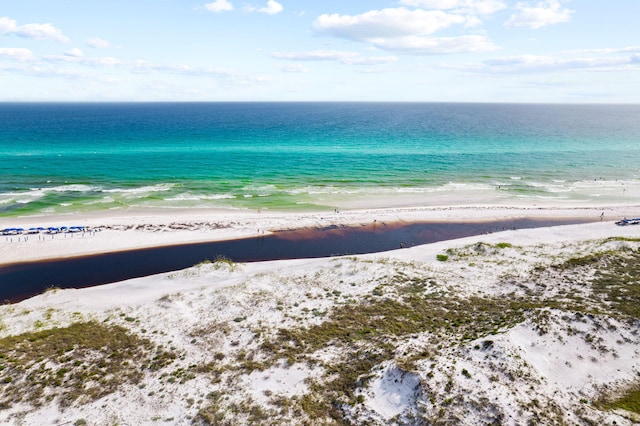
2,204 -> 639,265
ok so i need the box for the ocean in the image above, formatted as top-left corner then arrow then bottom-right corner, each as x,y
1,102 -> 639,216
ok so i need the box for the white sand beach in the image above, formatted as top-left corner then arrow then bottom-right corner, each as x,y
1,204 -> 640,425
1,204 -> 639,265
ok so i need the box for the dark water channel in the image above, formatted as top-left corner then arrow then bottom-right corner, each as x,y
0,218 -> 591,302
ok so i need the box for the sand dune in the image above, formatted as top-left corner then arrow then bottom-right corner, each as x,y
0,205 -> 639,425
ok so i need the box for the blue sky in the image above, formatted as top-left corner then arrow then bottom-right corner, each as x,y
0,0 -> 638,102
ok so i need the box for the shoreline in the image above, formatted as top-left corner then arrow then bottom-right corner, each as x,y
1,204 -> 639,266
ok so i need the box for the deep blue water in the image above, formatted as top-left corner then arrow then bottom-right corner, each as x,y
1,102 -> 639,216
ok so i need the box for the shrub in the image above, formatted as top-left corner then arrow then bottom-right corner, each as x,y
495,242 -> 513,249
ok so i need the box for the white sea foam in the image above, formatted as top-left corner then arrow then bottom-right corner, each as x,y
572,179 -> 637,189
286,186 -> 357,196
435,182 -> 495,192
0,185 -> 103,208
511,193 -> 570,200
0,189 -> 46,204
165,193 -> 235,202
527,181 -> 572,193
394,187 -> 433,194
285,183 -> 503,200
241,184 -> 278,195
4,176 -> 639,213
287,186 -> 337,195
82,197 -> 115,205
102,183 -> 176,196
48,184 -> 101,193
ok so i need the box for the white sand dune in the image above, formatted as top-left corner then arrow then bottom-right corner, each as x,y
0,205 -> 639,425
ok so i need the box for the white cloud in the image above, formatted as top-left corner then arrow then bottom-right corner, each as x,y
563,46 -> 640,55
271,50 -> 398,65
87,38 -> 115,49
347,55 -> 399,65
0,63 -> 86,79
399,0 -> 507,15
314,8 -> 471,40
486,54 -> 630,72
130,60 -> 271,88
130,60 -> 237,78
0,16 -> 69,42
245,0 -> 284,15
204,0 -> 234,13
92,57 -> 121,66
0,47 -> 35,62
45,54 -> 121,67
505,0 -> 573,29
277,64 -> 309,73
370,35 -> 497,54
272,50 -> 348,61
444,47 -> 640,74
65,48 -> 84,58
314,8 -> 496,55
312,7 -> 494,54
260,0 -> 284,15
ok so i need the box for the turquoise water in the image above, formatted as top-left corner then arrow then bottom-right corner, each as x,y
1,102 -> 639,216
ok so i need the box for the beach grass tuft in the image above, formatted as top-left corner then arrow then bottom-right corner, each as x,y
599,383 -> 640,416
0,321 -> 175,409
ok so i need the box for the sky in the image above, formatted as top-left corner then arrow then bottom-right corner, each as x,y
0,0 -> 639,102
